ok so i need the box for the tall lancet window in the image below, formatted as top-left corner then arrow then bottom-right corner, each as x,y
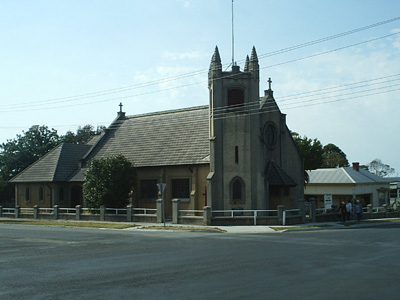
230,177 -> 245,204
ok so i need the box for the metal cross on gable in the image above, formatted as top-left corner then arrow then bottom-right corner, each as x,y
268,78 -> 272,90
119,102 -> 123,113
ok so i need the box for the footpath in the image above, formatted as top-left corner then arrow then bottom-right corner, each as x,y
124,219 -> 400,233
1,217 -> 399,233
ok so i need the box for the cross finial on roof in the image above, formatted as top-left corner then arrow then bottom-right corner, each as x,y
268,78 -> 272,90
119,102 -> 123,113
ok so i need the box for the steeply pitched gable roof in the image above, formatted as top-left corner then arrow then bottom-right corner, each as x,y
83,106 -> 210,168
265,160 -> 297,186
10,143 -> 91,183
11,106 -> 211,183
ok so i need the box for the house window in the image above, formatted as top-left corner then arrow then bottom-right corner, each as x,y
140,179 -> 158,200
25,187 -> 30,202
39,187 -> 44,202
228,89 -> 244,108
172,179 -> 190,199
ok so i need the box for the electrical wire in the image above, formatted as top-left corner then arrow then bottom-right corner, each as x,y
2,17 -> 399,109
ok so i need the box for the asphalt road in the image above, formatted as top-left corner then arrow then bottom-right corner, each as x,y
1,223 -> 399,299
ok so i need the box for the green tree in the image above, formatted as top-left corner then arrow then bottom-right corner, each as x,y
0,125 -> 61,205
83,154 -> 136,208
62,125 -> 105,144
322,143 -> 349,168
0,125 -> 60,179
367,159 -> 395,177
292,132 -> 324,170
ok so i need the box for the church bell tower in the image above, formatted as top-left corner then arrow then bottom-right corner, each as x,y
207,46 -> 267,210
207,46 -> 304,212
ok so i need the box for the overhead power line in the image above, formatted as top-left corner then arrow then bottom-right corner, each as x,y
1,30 -> 399,114
2,16 -> 399,110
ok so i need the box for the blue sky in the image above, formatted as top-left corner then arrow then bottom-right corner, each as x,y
1,0 -> 400,174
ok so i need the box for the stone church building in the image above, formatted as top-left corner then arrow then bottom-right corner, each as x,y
11,46 -> 304,217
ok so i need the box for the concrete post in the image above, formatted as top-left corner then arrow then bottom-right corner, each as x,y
15,206 -> 20,218
203,206 -> 211,225
34,205 -> 39,219
127,205 -> 132,222
172,199 -> 180,224
100,205 -> 105,221
0,206 -> 2,218
156,199 -> 163,223
76,205 -> 82,220
53,205 -> 59,220
298,199 -> 306,224
277,205 -> 285,225
309,198 -> 316,222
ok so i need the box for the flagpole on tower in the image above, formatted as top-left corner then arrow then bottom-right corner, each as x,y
231,0 -> 235,67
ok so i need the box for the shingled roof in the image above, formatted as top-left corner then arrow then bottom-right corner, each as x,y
83,105 -> 210,168
265,160 -> 297,186
11,106 -> 211,183
10,143 -> 92,183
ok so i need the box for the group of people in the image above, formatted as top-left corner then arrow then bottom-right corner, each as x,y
337,199 -> 363,222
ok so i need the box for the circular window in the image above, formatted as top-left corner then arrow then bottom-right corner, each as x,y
263,122 -> 278,149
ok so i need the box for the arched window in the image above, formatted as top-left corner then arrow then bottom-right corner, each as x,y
228,89 -> 244,108
39,187 -> 44,202
230,177 -> 245,204
25,187 -> 30,202
59,187 -> 64,202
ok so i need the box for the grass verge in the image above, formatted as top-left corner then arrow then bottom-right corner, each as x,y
140,225 -> 226,232
270,224 -> 334,231
0,219 -> 137,229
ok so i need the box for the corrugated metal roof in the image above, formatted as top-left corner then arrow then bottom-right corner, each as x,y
307,167 -> 387,184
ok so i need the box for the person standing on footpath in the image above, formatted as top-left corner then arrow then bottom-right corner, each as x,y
338,201 -> 347,222
355,200 -> 363,221
346,200 -> 352,221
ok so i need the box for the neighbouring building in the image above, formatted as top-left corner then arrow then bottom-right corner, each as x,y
305,162 -> 392,208
10,46 -> 305,217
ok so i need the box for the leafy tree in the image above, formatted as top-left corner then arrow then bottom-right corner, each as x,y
292,132 -> 324,170
62,125 -> 105,144
83,154 -> 136,208
0,125 -> 60,179
322,143 -> 349,168
0,125 -> 61,205
367,159 -> 395,177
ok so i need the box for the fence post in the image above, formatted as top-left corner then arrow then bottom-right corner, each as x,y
53,205 -> 59,220
298,199 -> 306,224
172,199 -> 180,224
76,205 -> 81,220
203,206 -> 211,225
100,205 -> 105,221
254,210 -> 258,226
34,205 -> 39,219
0,206 -> 2,218
156,199 -> 163,223
277,205 -> 285,225
127,205 -> 132,222
309,198 -> 316,222
15,206 -> 20,218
